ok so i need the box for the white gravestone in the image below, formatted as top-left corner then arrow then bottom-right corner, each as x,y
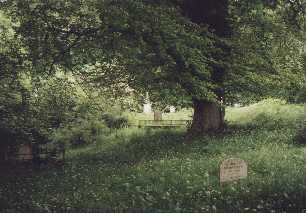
220,158 -> 247,183
143,92 -> 152,114
143,103 -> 152,114
169,106 -> 176,113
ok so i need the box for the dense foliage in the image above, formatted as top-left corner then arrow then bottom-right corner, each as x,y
0,1 -> 305,142
1,0 -> 305,105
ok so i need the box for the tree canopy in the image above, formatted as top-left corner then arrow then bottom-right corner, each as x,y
1,0 -> 305,133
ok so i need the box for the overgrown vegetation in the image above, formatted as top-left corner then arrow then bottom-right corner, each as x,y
226,99 -> 306,130
2,100 -> 306,212
0,0 -> 305,212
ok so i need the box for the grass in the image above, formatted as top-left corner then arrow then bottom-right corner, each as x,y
226,99 -> 306,129
1,99 -> 306,212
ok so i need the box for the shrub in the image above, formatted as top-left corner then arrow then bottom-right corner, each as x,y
51,118 -> 109,146
295,126 -> 306,145
101,113 -> 129,129
294,90 -> 306,103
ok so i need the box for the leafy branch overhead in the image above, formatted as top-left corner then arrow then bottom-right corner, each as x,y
2,0 -> 304,103
1,0 -> 305,134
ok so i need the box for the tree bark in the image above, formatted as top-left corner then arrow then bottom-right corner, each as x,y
188,99 -> 224,136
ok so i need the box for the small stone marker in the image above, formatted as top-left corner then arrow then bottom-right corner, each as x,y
18,144 -> 33,160
154,111 -> 162,121
220,158 -> 247,183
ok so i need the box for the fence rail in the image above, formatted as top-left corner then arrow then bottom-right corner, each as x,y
137,120 -> 191,128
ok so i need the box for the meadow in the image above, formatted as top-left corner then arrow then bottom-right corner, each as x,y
1,99 -> 306,213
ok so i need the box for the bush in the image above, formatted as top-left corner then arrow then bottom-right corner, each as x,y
101,113 -> 129,129
294,90 -> 306,103
51,118 -> 109,146
295,126 -> 306,145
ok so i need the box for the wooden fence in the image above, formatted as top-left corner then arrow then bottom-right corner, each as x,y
136,120 -> 191,128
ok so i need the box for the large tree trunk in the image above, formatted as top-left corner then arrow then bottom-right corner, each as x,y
188,99 -> 225,135
183,0 -> 229,137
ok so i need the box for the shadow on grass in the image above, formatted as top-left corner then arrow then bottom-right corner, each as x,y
0,128 -> 244,177
68,125 -> 269,169
70,129 -> 190,167
4,120 -> 301,178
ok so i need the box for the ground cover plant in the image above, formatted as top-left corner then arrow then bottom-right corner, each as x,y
1,99 -> 306,212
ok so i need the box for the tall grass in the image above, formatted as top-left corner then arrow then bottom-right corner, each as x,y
226,98 -> 306,129
1,99 -> 306,212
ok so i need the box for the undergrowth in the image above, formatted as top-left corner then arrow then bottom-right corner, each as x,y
1,99 -> 306,213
